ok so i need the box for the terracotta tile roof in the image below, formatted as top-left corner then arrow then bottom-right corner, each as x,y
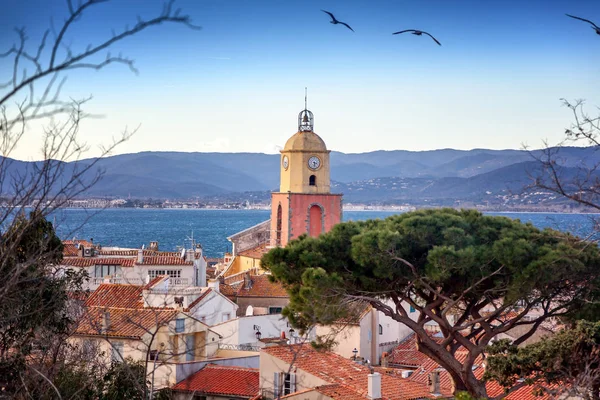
237,275 -> 288,298
219,283 -> 240,299
62,240 -> 93,257
137,255 -> 192,265
98,249 -> 181,257
335,301 -> 371,326
238,243 -> 270,259
396,333 -> 553,400
262,345 -> 432,400
75,307 -> 177,339
63,244 -> 79,257
172,364 -> 259,397
389,333 -> 444,367
60,257 -> 136,267
312,383 -> 371,400
85,284 -> 143,309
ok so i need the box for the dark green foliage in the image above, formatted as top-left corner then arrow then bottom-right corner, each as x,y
485,321 -> 600,398
0,211 -> 88,396
262,208 -> 600,397
100,359 -> 148,400
263,208 -> 600,332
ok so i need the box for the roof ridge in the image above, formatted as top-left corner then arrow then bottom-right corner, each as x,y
204,363 -> 259,371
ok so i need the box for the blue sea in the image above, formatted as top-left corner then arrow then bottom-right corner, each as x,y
50,209 -> 600,258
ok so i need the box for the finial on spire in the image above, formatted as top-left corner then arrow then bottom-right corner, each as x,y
305,87 -> 307,110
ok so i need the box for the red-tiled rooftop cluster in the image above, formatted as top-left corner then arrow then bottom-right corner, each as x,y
172,364 -> 259,397
262,344 -> 433,400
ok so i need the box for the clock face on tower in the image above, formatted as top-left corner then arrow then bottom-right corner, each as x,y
282,155 -> 289,170
308,156 -> 321,170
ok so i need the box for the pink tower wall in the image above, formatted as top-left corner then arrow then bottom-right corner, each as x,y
271,192 -> 343,247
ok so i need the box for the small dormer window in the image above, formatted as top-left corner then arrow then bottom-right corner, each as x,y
309,175 -> 316,186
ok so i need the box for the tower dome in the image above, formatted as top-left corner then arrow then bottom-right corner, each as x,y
283,108 -> 327,152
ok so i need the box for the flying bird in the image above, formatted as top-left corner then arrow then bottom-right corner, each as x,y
566,14 -> 600,35
392,29 -> 441,46
321,10 -> 354,32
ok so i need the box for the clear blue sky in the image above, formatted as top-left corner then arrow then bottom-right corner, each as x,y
1,0 -> 599,160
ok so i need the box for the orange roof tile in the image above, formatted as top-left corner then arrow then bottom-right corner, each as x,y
313,383 -> 372,400
172,364 -> 259,397
238,243 -> 270,259
396,333 -> 554,400
60,257 -> 136,267
237,275 -> 288,298
62,240 -> 92,257
75,307 -> 177,339
219,283 -> 240,299
137,255 -> 192,265
389,333 -> 445,367
98,249 -> 181,257
85,284 -> 143,309
262,345 -> 432,400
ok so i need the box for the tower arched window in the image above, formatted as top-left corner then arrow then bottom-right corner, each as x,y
378,324 -> 383,335
308,204 -> 323,237
309,175 -> 316,186
276,204 -> 282,246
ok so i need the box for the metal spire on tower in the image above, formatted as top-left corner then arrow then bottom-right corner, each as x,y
305,87 -> 307,110
298,87 -> 314,132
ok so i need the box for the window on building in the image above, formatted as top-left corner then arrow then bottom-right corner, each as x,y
222,313 -> 231,322
283,373 -> 296,395
269,307 -> 283,315
148,269 -> 181,278
409,305 -> 416,313
185,335 -> 195,361
149,349 -> 159,361
94,265 -> 121,277
175,318 -> 185,333
276,204 -> 282,246
111,341 -> 123,362
309,175 -> 316,186
379,324 -> 383,335
273,373 -> 296,397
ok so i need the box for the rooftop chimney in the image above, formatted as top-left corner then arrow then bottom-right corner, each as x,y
149,241 -> 159,251
207,279 -> 220,293
102,311 -> 111,334
368,372 -> 381,400
428,371 -> 441,396
137,248 -> 144,264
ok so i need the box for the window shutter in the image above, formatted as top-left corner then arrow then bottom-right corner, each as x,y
273,372 -> 280,397
290,373 -> 296,393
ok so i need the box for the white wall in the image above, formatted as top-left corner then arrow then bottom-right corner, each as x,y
212,314 -> 291,346
189,291 -> 238,327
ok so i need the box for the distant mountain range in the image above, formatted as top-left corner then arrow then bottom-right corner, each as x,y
2,147 -> 597,206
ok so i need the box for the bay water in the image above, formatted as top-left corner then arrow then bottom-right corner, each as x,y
51,209 -> 600,258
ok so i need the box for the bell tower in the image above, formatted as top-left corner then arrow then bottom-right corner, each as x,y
270,93 -> 343,247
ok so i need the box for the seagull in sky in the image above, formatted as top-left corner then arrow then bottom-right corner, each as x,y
321,10 -> 354,32
392,29 -> 441,46
566,14 -> 600,35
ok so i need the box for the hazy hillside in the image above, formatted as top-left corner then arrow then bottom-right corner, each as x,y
2,146 -> 596,202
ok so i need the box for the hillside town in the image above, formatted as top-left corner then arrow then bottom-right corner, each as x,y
2,1 -> 600,399
48,108 -> 583,400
